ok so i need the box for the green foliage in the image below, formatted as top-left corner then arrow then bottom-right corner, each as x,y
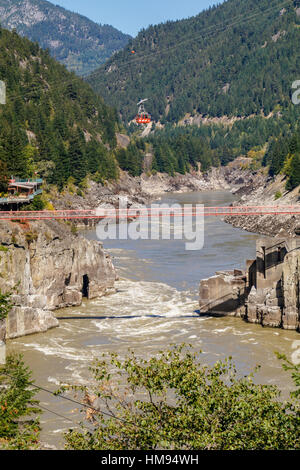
64,346 -> 300,450
0,289 -> 13,321
0,355 -> 40,450
275,191 -> 282,200
115,142 -> 144,177
25,231 -> 38,244
87,0 -> 300,177
0,160 -> 8,193
286,153 -> 300,190
71,224 -> 78,236
276,352 -> 300,399
264,129 -> 300,190
89,0 -> 300,124
21,195 -> 46,211
148,127 -> 220,174
0,0 -> 131,76
0,25 -> 120,189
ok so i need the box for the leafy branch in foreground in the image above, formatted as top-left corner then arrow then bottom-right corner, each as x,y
276,352 -> 300,399
0,355 -> 41,450
64,345 -> 300,450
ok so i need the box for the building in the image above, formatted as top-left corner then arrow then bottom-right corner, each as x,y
0,178 -> 43,208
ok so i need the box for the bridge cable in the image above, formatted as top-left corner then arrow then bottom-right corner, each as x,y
98,0 -> 292,74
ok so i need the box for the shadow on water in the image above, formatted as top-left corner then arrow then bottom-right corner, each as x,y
56,314 -> 200,320
195,309 -> 229,319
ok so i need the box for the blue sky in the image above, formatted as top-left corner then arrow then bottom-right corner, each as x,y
52,0 -> 219,36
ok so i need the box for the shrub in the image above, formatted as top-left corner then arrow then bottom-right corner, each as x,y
25,231 -> 38,244
63,345 -> 300,450
0,355 -> 41,449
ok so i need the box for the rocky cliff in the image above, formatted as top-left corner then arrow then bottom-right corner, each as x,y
225,172 -> 300,238
0,220 -> 116,340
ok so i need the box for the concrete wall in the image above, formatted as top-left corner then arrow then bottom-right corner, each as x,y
199,270 -> 247,317
256,237 -> 287,289
247,237 -> 300,330
199,237 -> 300,331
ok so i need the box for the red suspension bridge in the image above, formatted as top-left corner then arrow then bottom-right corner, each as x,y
1,205 -> 300,221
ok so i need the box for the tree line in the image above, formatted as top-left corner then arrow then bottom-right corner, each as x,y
0,25 -> 123,192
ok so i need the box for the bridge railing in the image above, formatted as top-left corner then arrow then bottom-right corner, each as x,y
0,205 -> 300,220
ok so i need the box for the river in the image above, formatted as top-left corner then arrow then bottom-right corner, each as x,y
7,190 -> 300,448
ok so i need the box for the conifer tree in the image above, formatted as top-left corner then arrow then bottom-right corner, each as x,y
286,153 -> 300,190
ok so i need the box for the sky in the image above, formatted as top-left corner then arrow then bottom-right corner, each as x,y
52,0 -> 219,36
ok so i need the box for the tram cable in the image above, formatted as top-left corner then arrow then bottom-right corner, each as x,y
100,0 -> 292,74
0,0 -> 291,105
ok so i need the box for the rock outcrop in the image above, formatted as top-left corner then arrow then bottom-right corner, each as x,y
224,172 -> 300,238
199,237 -> 300,331
50,162 -> 258,217
0,220 -> 116,339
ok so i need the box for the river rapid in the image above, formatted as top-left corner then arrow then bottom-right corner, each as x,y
7,191 -> 300,448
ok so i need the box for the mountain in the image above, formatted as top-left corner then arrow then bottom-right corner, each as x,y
0,25 -> 123,189
0,0 -> 131,76
87,0 -> 300,123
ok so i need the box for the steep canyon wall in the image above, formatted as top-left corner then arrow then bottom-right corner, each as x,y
0,220 -> 116,340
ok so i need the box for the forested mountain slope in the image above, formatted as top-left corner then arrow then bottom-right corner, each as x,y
88,0 -> 300,123
0,0 -> 131,76
0,25 -> 123,190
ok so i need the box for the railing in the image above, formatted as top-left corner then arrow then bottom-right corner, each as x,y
258,238 -> 300,271
0,189 -> 43,205
0,205 -> 300,220
9,178 -> 43,184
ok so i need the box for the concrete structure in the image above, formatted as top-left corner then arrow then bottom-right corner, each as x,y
199,269 -> 247,317
199,237 -> 300,331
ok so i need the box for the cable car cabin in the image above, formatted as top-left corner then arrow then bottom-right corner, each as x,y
136,113 -> 151,125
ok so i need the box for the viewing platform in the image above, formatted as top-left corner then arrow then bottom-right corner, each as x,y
0,178 -> 43,206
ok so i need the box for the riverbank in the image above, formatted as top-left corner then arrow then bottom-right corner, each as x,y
7,190 -> 299,448
48,158 -> 261,216
225,172 -> 300,237
197,165 -> 300,331
2,161 -> 299,341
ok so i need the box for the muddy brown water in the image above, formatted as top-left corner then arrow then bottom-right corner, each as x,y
7,191 -> 300,448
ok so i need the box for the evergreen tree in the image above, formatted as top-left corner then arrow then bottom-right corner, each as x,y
68,131 -> 87,184
0,160 -> 8,193
286,153 -> 300,190
0,354 -> 41,450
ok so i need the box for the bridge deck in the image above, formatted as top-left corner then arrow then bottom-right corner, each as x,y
0,205 -> 300,220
